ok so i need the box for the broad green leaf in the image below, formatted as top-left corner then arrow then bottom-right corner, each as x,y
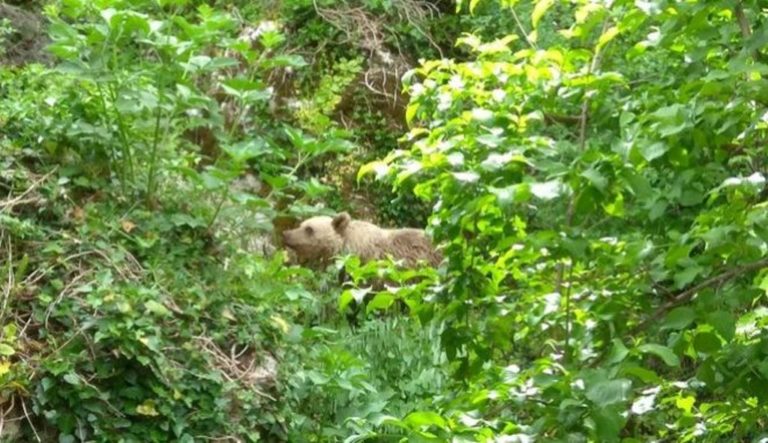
367,293 -> 395,313
403,411 -> 447,429
0,344 -> 14,356
606,339 -> 629,364
674,266 -> 702,288
0,361 -> 10,377
637,344 -> 680,367
621,365 -> 661,383
693,331 -> 721,353
145,300 -> 171,317
585,379 -> 631,407
490,184 -> 531,206
597,26 -> 620,51
532,0 -> 555,29
661,307 -> 695,330
405,103 -> 418,124
221,139 -> 267,162
638,142 -> 668,162
675,395 -> 695,414
358,161 -> 390,181
338,290 -> 355,312
706,311 -> 735,341
581,168 -> 608,192
592,407 -> 625,442
63,372 -> 80,385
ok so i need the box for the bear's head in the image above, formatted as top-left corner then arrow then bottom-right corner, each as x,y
282,213 -> 351,265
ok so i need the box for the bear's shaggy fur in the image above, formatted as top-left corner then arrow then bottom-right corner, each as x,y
282,212 -> 441,268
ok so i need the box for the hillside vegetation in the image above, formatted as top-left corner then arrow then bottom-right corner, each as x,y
2,0 -> 768,441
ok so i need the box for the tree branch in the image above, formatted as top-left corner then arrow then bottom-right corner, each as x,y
633,258 -> 768,333
734,2 -> 766,63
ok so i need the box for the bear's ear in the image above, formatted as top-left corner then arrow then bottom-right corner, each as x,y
332,212 -> 351,234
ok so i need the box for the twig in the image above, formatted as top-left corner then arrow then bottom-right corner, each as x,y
563,263 -> 575,364
20,399 -> 40,443
44,271 -> 91,330
735,2 -> 752,38
633,258 -> 768,333
0,234 -> 12,328
734,2 -> 767,65
510,6 -> 536,49
579,20 -> 610,150
0,168 -> 57,213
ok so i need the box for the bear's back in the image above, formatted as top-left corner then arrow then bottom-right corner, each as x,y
385,228 -> 442,267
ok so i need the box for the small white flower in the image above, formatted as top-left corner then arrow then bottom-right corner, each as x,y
631,394 -> 656,415
459,414 -> 480,427
642,386 -> 661,395
437,92 -> 453,111
472,108 -> 494,121
449,75 -> 464,90
491,89 -> 506,102
543,293 -> 560,315
410,83 -> 426,98
747,172 -> 766,185
447,153 -> 464,166
255,20 -> 278,36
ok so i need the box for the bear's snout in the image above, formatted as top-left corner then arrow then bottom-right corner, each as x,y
282,229 -> 295,247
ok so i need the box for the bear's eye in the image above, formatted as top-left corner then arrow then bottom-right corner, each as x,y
304,226 -> 314,235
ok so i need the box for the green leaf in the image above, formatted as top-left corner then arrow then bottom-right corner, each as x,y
581,168 -> 608,192
358,161 -> 390,181
405,103 -> 418,124
585,379 -> 631,407
221,139 -> 267,162
532,0 -> 555,29
661,307 -> 695,330
145,300 -> 171,317
674,265 -> 702,288
638,142 -> 668,162
367,293 -> 395,313
693,331 -> 721,353
63,372 -> 80,385
621,365 -> 661,383
706,311 -> 735,341
675,395 -> 695,414
403,411 -> 447,429
592,407 -> 625,442
0,344 -> 15,356
596,26 -> 620,51
490,184 -> 532,206
338,290 -> 354,312
606,339 -> 629,364
637,344 -> 680,367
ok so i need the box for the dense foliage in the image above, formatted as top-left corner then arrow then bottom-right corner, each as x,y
2,0 -> 768,441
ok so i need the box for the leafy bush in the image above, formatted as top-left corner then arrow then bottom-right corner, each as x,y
362,0 -> 768,440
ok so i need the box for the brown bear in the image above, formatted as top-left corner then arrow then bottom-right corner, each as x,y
281,212 -> 442,269
282,212 -> 442,326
